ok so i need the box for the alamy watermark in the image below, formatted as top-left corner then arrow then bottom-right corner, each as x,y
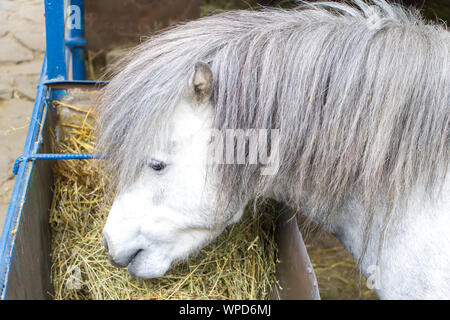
68,5 -> 81,30
207,129 -> 280,176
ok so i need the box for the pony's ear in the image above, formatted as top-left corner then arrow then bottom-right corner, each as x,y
192,62 -> 213,104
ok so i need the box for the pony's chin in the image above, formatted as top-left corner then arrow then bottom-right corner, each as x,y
126,252 -> 171,279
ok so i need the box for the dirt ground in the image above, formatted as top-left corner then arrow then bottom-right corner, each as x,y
305,231 -> 378,299
0,0 -> 45,231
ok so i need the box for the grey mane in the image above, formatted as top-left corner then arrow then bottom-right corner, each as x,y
96,0 -> 449,262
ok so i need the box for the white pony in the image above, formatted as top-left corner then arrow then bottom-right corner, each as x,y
97,1 -> 449,299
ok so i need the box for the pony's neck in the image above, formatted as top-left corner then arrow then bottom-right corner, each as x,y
271,172 -> 450,299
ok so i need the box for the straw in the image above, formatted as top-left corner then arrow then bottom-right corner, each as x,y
49,105 -> 278,300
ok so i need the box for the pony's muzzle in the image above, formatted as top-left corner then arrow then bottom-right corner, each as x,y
103,234 -> 142,268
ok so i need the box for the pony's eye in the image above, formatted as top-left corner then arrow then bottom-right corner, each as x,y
149,159 -> 166,171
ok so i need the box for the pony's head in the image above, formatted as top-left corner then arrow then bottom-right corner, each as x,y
97,0 -> 449,278
100,63 -> 246,277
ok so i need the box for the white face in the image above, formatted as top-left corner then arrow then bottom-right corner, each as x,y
102,98 -> 245,278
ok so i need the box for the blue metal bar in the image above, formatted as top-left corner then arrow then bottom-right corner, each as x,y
44,0 -> 66,81
12,153 -> 106,175
67,0 -> 86,80
65,37 -> 86,48
43,80 -> 109,86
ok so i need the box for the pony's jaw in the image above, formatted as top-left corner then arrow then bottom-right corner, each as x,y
103,197 -> 218,278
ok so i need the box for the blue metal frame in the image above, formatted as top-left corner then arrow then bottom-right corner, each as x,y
67,0 -> 86,80
44,0 -> 86,81
12,153 -> 106,175
0,57 -> 49,299
44,0 -> 66,80
0,0 -> 104,299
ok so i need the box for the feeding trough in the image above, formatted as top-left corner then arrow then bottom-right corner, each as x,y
0,0 -> 319,300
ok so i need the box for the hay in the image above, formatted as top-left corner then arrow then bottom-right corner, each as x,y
48,98 -> 378,300
49,102 -> 278,300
